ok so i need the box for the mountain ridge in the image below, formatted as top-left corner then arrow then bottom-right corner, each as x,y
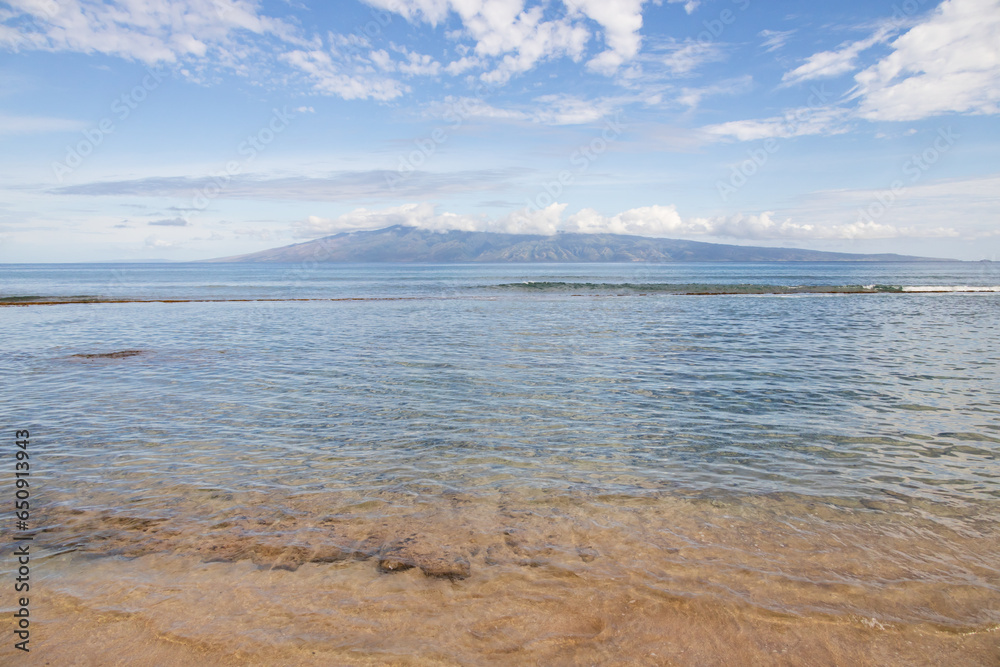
206,225 -> 951,263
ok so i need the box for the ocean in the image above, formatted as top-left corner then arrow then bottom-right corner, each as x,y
2,261 -> 999,665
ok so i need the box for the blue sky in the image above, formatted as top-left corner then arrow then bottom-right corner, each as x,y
1,0 -> 998,261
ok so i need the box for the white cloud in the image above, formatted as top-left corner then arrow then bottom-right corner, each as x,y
279,49 -> 409,100
49,168 -> 524,201
564,204 -> 684,235
853,0 -> 1000,121
294,202 -> 483,237
657,40 -> 726,76
0,0 -> 296,64
0,0 -> 415,101
364,0 -> 591,84
475,11 -> 590,84
294,201 -> 958,241
369,48 -> 394,70
443,54 -> 482,74
759,28 -> 794,53
428,96 -> 528,122
781,27 -> 891,86
563,0 -> 645,75
494,202 -> 569,234
710,0 -> 1000,138
427,93 -> 619,125
395,46 -> 443,75
533,94 -> 617,124
565,208 -> 929,240
0,0 -> 700,100
358,0 -> 452,25
688,212 -> 956,240
362,0 -> 686,81
702,105 -> 850,141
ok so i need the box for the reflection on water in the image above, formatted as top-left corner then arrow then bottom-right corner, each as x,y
1,263 -> 999,664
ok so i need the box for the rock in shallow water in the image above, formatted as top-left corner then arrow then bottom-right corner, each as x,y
377,542 -> 471,580
377,555 -> 415,573
418,556 -> 471,580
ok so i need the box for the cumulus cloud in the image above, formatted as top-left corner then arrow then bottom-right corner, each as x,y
688,212 -> 955,240
563,205 -> 684,235
363,0 -> 689,81
364,0 -> 590,84
494,202 -> 569,234
563,208 -> 950,240
293,202 -> 957,241
563,0 -> 645,75
853,0 -> 1000,121
293,202 -> 483,237
397,48 -> 442,75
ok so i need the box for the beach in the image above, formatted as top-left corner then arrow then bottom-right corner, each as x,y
2,262 -> 999,664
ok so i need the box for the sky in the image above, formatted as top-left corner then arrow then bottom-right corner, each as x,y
1,0 -> 999,262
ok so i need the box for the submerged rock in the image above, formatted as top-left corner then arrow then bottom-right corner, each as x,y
378,540 -> 471,580
377,555 -> 415,573
418,556 -> 471,580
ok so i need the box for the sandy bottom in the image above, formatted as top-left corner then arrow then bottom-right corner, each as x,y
14,488 -> 1000,665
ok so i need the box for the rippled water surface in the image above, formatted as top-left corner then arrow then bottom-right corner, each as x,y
2,262 -> 999,665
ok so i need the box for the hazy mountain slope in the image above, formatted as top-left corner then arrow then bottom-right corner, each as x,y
207,226 -> 947,263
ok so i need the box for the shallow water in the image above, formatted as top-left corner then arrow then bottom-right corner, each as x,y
2,262 -> 999,664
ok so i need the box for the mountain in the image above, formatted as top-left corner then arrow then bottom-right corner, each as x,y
206,226 -> 948,263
